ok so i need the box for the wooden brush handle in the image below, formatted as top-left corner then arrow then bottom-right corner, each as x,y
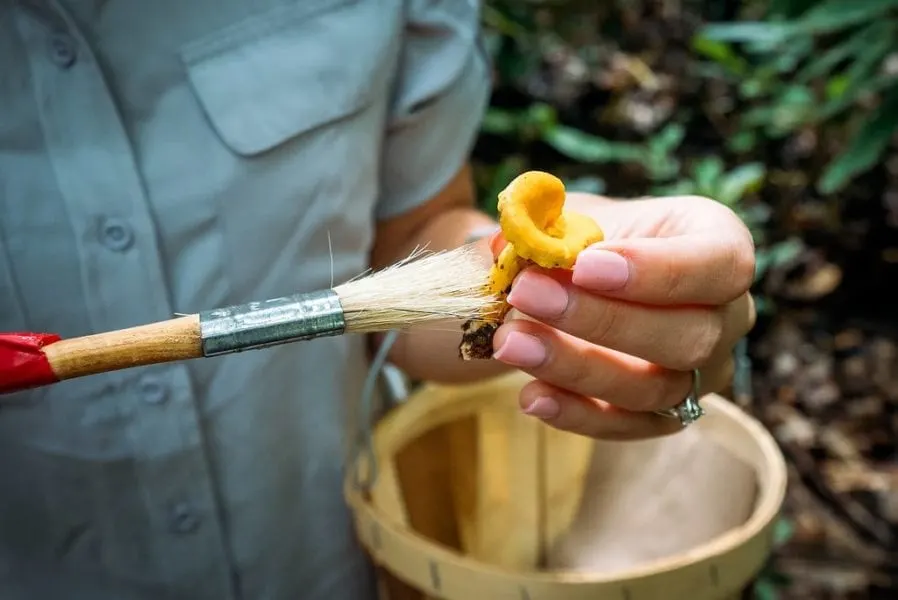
43,315 -> 203,381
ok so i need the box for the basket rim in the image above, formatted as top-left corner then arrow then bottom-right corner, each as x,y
344,370 -> 788,586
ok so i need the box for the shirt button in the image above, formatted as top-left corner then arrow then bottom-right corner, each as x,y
48,33 -> 77,69
138,375 -> 169,405
99,218 -> 134,252
169,502 -> 201,535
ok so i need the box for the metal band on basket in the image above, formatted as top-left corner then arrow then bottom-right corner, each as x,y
351,329 -> 402,493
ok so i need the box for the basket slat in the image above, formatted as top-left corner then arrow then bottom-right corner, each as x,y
371,457 -> 409,527
481,404 -> 543,568
541,424 -> 594,556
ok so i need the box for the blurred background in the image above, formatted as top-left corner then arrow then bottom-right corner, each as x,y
469,1 -> 898,598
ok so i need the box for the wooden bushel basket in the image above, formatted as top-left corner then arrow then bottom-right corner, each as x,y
344,370 -> 787,600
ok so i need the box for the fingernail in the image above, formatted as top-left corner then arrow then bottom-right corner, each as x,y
507,270 -> 569,318
493,331 -> 546,367
522,395 -> 560,419
572,248 -> 630,291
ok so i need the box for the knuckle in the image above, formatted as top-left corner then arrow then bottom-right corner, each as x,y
583,303 -> 620,345
543,396 -> 590,435
532,333 -> 591,389
662,255 -> 688,303
679,312 -> 724,370
560,351 -> 595,391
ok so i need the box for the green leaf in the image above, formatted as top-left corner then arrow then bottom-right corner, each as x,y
825,74 -> 850,99
718,163 -> 767,206
754,295 -> 774,315
542,126 -> 645,164
740,85 -> 816,137
755,238 -> 804,279
653,180 -> 698,197
817,73 -> 898,123
643,154 -> 681,181
833,21 -> 894,82
703,1 -> 897,51
481,4 -> 533,41
728,130 -> 759,154
770,36 -> 815,73
739,76 -> 772,99
700,22 -> 792,47
649,123 -> 687,154
773,517 -> 795,546
643,124 -> 686,180
753,578 -> 780,600
563,175 -> 606,195
481,108 -> 520,136
524,102 -> 558,134
790,0 -> 898,37
818,87 -> 898,194
794,22 -> 882,83
738,203 -> 773,229
693,156 -> 725,194
690,35 -> 749,75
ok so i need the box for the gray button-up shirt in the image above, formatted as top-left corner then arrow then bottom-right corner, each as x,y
0,1 -> 490,598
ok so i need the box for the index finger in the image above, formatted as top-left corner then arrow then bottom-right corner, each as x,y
572,233 -> 756,306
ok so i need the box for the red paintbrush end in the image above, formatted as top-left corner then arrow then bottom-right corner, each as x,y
0,333 -> 63,394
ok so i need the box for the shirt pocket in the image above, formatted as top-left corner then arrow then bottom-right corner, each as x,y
177,0 -> 393,158
174,0 -> 398,296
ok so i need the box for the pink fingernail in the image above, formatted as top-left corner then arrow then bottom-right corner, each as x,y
493,331 -> 546,367
572,249 -> 630,291
507,270 -> 569,318
522,395 -> 560,419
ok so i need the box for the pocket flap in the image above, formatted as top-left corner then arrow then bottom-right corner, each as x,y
179,0 -> 384,156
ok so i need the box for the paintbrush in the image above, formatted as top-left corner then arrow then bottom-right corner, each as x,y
0,244 -> 500,394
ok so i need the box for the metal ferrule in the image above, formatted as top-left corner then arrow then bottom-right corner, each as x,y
198,289 -> 345,357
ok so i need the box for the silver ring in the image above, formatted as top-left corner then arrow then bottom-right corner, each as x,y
655,368 -> 704,426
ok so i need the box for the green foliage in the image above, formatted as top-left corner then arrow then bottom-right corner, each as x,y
653,157 -> 804,289
819,86 -> 898,192
654,157 -> 766,209
482,103 -> 685,180
695,0 -> 898,194
653,157 -> 769,245
477,0 -> 896,328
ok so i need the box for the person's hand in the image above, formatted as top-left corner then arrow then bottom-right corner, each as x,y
488,192 -> 756,440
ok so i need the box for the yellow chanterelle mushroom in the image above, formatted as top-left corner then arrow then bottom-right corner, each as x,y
459,170 -> 604,360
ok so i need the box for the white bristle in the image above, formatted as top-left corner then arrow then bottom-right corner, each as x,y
334,244 -> 499,333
